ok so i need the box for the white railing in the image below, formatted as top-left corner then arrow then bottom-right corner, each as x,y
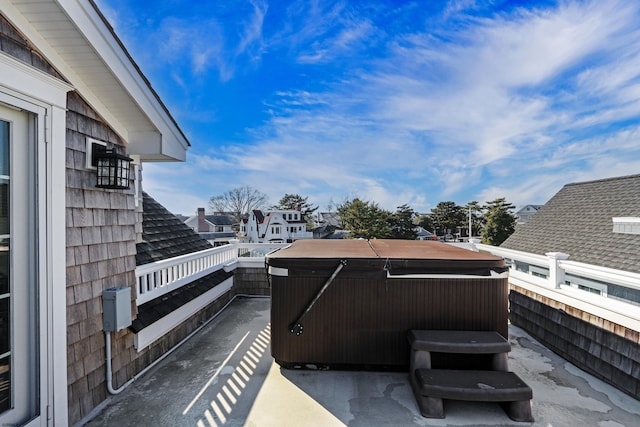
135,242 -> 287,305
472,242 -> 640,331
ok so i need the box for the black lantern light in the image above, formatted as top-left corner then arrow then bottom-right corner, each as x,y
93,145 -> 133,189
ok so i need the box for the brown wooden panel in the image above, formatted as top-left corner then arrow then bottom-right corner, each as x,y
271,274 -> 508,367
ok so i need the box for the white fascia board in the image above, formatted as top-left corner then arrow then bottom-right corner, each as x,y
5,0 -> 189,160
612,217 -> 640,223
58,0 -> 189,158
1,0 -> 130,140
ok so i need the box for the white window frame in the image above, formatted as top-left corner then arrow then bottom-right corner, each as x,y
0,52 -> 71,426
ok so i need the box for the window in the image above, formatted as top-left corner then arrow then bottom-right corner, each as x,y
216,226 -> 223,232
565,275 -> 608,297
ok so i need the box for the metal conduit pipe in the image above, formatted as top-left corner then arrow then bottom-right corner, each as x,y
104,294 -> 270,395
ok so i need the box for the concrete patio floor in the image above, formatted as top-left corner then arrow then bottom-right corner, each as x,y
81,297 -> 640,427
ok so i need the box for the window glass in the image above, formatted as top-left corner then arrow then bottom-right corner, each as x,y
0,120 -> 9,413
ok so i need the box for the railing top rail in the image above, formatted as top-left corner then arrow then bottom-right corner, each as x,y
136,245 -> 237,275
475,243 -> 549,265
559,259 -> 640,290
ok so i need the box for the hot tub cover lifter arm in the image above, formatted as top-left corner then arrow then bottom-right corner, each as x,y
289,259 -> 347,336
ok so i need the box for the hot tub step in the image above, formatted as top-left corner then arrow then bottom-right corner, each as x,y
408,330 -> 511,371
412,369 -> 534,422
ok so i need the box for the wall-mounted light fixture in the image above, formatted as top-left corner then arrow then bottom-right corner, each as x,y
92,144 -> 133,190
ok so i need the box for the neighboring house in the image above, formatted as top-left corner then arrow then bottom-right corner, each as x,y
241,209 -> 313,243
515,204 -> 543,224
0,1 -> 200,424
502,175 -> 640,273
415,227 -> 437,240
498,174 -> 640,400
311,211 -> 346,239
315,211 -> 341,228
184,208 -> 237,246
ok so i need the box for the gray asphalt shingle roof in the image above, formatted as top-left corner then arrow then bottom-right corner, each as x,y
136,192 -> 212,265
204,214 -> 235,226
501,174 -> 640,274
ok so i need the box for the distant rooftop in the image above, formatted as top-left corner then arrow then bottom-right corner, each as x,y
136,192 -> 212,265
502,174 -> 640,274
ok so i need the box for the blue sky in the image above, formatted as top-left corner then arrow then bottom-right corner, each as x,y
96,0 -> 640,216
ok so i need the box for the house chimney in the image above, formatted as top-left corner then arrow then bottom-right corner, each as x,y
197,208 -> 207,232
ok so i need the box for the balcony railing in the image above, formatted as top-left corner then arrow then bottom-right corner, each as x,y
135,240 -> 640,333
473,242 -> 640,332
135,242 -> 287,305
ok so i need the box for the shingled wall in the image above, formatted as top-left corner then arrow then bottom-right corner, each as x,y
65,90 -> 140,423
509,286 -> 640,400
2,13 -> 274,424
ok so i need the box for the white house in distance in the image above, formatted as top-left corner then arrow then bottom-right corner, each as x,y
184,208 -> 237,245
241,209 -> 313,243
515,204 -> 543,224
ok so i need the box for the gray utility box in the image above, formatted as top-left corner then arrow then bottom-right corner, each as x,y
102,287 -> 132,332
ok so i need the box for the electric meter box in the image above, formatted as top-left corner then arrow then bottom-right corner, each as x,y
102,287 -> 132,332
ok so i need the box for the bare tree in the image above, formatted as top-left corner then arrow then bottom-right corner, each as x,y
209,186 -> 268,223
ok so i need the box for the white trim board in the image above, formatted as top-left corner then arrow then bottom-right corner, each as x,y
134,279 -> 233,351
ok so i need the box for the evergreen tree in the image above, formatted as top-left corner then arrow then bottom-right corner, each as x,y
415,214 -> 435,234
390,204 -> 417,239
430,201 -> 465,236
336,198 -> 393,239
481,198 -> 516,245
273,193 -> 318,225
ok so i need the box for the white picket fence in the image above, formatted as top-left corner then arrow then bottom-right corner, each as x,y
135,242 -> 286,305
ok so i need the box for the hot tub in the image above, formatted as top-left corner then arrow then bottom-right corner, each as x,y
266,239 -> 508,368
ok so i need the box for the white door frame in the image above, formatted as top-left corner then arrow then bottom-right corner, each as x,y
0,52 -> 71,426
0,103 -> 35,425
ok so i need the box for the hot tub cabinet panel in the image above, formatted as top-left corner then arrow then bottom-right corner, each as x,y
267,240 -> 508,368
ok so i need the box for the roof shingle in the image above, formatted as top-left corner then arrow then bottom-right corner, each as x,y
136,192 -> 212,265
501,174 -> 640,273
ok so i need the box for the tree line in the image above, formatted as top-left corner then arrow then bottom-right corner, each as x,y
209,186 -> 517,246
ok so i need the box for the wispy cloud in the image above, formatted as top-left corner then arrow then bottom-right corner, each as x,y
100,0 -> 640,214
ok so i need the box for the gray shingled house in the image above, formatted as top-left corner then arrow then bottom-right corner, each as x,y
499,174 -> 640,399
184,207 -> 238,245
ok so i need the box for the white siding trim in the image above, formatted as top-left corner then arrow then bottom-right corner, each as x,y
0,60 -> 70,425
134,278 -> 233,351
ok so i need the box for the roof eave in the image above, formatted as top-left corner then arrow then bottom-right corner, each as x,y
4,0 -> 189,162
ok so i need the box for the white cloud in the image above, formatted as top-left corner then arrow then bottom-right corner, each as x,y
130,0 -> 640,215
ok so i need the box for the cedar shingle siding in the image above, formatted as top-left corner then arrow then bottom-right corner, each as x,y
65,91 -> 138,423
0,13 -> 64,79
501,174 -> 640,274
1,11 -> 245,424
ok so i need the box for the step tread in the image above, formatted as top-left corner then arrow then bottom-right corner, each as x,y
414,369 -> 532,402
408,330 -> 510,353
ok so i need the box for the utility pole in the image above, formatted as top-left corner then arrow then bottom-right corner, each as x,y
468,205 -> 472,240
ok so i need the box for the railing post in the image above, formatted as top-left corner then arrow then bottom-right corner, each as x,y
469,238 -> 480,252
546,252 -> 570,288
